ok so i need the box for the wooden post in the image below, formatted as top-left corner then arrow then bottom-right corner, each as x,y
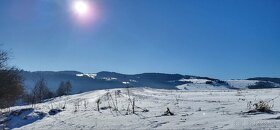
96,99 -> 100,112
132,98 -> 135,114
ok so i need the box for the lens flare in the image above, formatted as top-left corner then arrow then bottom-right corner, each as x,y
73,0 -> 89,17
71,0 -> 99,25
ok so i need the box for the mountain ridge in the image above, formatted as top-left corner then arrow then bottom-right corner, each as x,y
21,70 -> 280,93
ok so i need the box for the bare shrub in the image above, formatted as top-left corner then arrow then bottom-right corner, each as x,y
56,81 -> 72,97
235,90 -> 242,96
162,107 -> 174,116
254,100 -> 273,112
83,99 -> 89,110
247,100 -> 274,113
74,99 -> 80,112
96,88 -> 145,116
246,95 -> 280,114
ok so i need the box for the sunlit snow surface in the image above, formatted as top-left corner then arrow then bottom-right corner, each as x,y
76,73 -> 97,79
179,78 -> 211,83
177,79 -> 258,90
4,88 -> 280,129
227,80 -> 258,89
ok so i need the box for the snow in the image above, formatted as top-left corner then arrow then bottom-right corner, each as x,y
122,82 -> 129,84
76,73 -> 97,79
227,80 -> 258,89
101,77 -> 117,81
177,83 -> 228,90
2,87 -> 280,129
176,78 -> 227,90
129,79 -> 137,82
179,78 -> 211,84
177,79 -> 260,90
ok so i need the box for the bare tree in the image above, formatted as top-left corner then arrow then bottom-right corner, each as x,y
22,90 -> 33,105
31,78 -> 53,104
56,81 -> 72,97
56,81 -> 66,96
0,50 -> 8,69
0,49 -> 24,108
65,81 -> 72,95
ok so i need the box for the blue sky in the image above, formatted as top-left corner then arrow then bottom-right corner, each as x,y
0,0 -> 279,79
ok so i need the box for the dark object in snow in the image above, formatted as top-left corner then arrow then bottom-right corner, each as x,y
244,109 -> 275,115
132,98 -> 135,114
162,107 -> 174,116
243,100 -> 277,115
253,101 -> 272,112
267,116 -> 280,120
10,108 -> 33,116
142,109 -> 149,112
96,98 -> 101,112
100,106 -> 112,110
48,109 -> 62,115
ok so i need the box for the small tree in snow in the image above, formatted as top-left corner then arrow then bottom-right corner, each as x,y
65,81 -> 72,95
56,81 -> 72,97
31,78 -> 53,104
56,81 -> 66,96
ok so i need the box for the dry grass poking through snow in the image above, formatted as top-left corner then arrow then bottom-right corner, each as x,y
2,88 -> 280,129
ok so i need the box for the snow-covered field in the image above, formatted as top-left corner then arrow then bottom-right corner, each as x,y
3,88 -> 280,129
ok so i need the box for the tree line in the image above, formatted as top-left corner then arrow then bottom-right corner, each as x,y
0,48 -> 73,109
22,79 -> 73,105
0,49 -> 24,108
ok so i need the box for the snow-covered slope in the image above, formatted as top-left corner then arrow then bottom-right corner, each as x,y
176,83 -> 229,90
179,78 -> 211,83
227,80 -> 258,89
176,79 -> 274,90
76,73 -> 97,79
3,88 -> 280,129
176,78 -> 230,90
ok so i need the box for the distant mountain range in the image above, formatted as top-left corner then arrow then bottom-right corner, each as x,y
20,71 -> 280,93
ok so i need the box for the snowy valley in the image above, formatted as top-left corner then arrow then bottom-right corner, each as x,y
1,71 -> 280,129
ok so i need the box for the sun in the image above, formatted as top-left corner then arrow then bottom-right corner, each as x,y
73,0 -> 89,16
70,0 -> 99,25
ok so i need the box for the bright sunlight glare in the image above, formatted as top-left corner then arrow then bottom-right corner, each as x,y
73,0 -> 89,16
